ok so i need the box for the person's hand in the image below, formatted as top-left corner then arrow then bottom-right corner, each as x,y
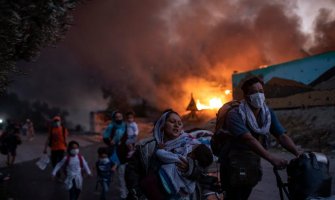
110,140 -> 115,146
111,165 -> 117,172
270,156 -> 288,170
176,157 -> 189,172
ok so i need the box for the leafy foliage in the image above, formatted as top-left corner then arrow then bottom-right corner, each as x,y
0,0 -> 82,93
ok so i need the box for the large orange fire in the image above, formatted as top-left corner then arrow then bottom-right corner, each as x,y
196,89 -> 231,110
182,78 -> 232,112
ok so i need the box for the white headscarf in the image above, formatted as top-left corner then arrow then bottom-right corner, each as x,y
238,100 -> 271,136
153,111 -> 171,144
153,110 -> 201,157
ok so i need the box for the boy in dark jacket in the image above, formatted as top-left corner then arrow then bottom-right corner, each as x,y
96,147 -> 116,200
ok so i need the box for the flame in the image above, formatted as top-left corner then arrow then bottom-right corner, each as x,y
258,65 -> 268,69
181,78 -> 233,113
195,89 -> 232,110
196,97 -> 223,110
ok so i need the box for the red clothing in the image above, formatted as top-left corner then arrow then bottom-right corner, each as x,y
49,126 -> 68,151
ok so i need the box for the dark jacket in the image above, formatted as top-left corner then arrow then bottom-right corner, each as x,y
125,137 -> 156,199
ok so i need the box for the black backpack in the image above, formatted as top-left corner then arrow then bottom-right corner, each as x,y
210,100 -> 240,157
287,152 -> 332,200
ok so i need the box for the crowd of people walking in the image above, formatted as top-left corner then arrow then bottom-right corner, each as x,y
0,76 -> 302,200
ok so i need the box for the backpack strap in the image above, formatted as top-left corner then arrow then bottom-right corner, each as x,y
214,100 -> 241,134
78,154 -> 83,168
63,155 -> 70,173
64,154 -> 83,169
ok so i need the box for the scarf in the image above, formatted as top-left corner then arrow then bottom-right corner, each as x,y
153,111 -> 198,155
238,100 -> 271,136
153,111 -> 171,144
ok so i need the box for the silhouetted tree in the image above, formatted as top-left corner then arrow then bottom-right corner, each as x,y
0,0 -> 83,93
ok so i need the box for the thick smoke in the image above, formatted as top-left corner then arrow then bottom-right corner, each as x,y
310,8 -> 335,53
10,0 -> 335,126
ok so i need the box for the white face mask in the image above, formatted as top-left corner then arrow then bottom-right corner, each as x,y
70,149 -> 79,155
248,92 -> 265,108
54,121 -> 61,127
100,158 -> 109,163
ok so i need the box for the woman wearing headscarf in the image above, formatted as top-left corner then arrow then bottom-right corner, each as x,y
125,109 -> 207,200
102,110 -> 129,199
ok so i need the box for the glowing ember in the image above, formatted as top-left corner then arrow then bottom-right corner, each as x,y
224,89 -> 231,95
258,65 -> 268,69
196,97 -> 223,110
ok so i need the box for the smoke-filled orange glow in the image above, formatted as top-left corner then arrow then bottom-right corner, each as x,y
196,97 -> 223,110
181,78 -> 232,113
196,89 -> 232,110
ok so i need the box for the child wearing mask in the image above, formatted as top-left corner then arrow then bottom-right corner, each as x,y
125,111 -> 139,158
52,140 -> 92,200
96,147 -> 116,200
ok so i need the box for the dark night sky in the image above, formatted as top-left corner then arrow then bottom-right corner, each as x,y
9,0 -> 335,127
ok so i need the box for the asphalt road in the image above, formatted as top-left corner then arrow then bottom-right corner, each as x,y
2,143 -> 335,200
1,143 -> 121,200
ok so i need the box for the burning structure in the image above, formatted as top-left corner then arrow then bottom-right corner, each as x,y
186,93 -> 199,120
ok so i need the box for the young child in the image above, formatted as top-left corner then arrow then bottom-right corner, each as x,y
52,140 -> 91,200
156,135 -> 213,199
96,147 -> 116,200
125,111 -> 139,158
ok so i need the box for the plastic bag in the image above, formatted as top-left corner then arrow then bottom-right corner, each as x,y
36,154 -> 50,170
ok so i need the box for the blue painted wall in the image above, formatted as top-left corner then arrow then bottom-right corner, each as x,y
232,51 -> 335,88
